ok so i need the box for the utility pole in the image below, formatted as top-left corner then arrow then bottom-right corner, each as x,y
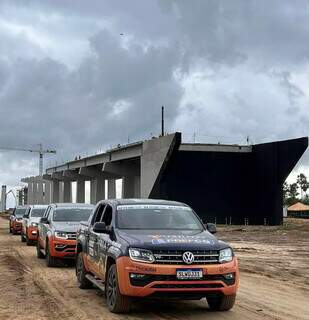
161,106 -> 165,136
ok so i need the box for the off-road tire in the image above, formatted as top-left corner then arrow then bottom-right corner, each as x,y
26,236 -> 33,246
45,241 -> 58,267
76,252 -> 92,289
106,264 -> 131,313
21,232 -> 26,242
207,294 -> 236,311
36,238 -> 45,259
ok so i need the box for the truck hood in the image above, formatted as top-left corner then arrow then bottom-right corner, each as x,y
29,217 -> 42,224
117,229 -> 227,251
52,222 -> 80,233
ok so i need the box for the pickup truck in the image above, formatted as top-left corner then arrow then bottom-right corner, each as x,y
76,199 -> 239,313
21,205 -> 48,245
36,203 -> 94,267
9,206 -> 29,235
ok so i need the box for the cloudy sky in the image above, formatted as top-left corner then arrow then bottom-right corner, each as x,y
1,0 -> 309,206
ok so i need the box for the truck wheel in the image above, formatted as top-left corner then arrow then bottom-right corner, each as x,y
21,233 -> 26,242
106,264 -> 131,313
207,294 -> 236,311
46,242 -> 58,267
76,252 -> 92,289
36,239 -> 45,259
26,237 -> 32,246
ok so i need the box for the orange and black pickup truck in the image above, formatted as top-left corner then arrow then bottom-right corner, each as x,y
21,205 -> 48,245
76,199 -> 239,313
36,203 -> 94,267
9,206 -> 29,235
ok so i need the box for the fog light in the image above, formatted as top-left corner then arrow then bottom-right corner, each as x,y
130,273 -> 147,279
223,273 -> 234,280
31,231 -> 37,235
55,244 -> 66,249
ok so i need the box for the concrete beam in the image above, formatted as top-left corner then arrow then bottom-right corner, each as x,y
102,162 -> 139,177
51,172 -> 72,182
63,170 -> 84,180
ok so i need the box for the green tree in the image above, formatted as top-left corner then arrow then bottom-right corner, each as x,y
286,182 -> 299,206
297,173 -> 309,199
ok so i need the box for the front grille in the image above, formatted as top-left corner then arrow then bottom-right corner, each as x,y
55,244 -> 76,252
66,233 -> 77,240
152,283 -> 223,289
153,250 -> 219,265
130,273 -> 235,287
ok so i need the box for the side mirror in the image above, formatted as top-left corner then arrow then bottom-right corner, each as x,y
40,217 -> 49,224
206,223 -> 217,234
93,222 -> 109,234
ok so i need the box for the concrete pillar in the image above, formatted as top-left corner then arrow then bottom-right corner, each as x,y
122,176 -> 135,198
18,190 -> 23,205
27,182 -> 33,205
59,182 -> 64,203
108,179 -> 116,199
63,181 -> 71,203
76,179 -> 85,203
51,180 -> 60,203
44,181 -> 51,204
134,176 -> 141,198
32,182 -> 38,204
90,178 -> 105,204
37,181 -> 44,204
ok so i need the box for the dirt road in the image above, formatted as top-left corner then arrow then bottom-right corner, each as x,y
0,216 -> 308,320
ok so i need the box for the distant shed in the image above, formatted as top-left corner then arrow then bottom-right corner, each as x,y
287,202 -> 309,218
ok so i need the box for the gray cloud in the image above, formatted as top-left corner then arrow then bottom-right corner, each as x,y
1,0 -> 309,204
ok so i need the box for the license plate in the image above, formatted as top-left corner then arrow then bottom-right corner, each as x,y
176,269 -> 203,280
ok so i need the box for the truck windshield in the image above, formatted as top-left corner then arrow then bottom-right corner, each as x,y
31,209 -> 46,217
14,208 -> 27,218
53,208 -> 92,222
116,205 -> 204,230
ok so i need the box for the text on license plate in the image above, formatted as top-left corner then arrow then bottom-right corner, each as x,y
176,269 -> 203,280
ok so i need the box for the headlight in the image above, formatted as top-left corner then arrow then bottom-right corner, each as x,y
129,248 -> 155,264
54,231 -> 69,240
219,248 -> 233,263
31,222 -> 38,227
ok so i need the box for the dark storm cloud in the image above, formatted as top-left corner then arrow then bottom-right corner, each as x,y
1,0 -> 309,194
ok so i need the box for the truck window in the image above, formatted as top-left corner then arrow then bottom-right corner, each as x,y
102,205 -> 113,227
91,204 -> 106,225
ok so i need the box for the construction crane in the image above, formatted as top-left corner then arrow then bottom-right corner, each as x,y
0,143 -> 56,176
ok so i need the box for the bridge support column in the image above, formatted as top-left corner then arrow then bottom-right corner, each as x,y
63,181 -> 71,203
90,178 -> 105,204
51,180 -> 60,203
27,182 -> 33,205
44,181 -> 51,204
107,179 -> 116,199
76,179 -> 85,203
37,181 -> 44,204
32,182 -> 38,204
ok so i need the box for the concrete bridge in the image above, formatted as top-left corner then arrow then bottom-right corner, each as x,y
21,132 -> 308,225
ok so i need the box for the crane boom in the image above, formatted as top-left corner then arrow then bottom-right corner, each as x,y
0,143 -> 56,176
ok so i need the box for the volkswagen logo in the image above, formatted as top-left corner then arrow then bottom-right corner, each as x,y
182,251 -> 195,264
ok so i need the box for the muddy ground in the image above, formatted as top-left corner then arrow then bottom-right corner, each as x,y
0,216 -> 308,320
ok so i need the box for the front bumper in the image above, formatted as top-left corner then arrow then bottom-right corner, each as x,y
12,221 -> 22,232
117,256 -> 239,298
49,237 -> 76,259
